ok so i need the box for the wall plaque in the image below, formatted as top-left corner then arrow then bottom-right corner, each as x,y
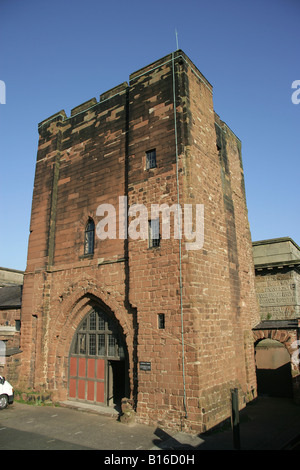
139,361 -> 151,371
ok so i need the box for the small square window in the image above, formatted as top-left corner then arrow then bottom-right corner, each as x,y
158,314 -> 165,329
146,149 -> 156,169
149,219 -> 160,248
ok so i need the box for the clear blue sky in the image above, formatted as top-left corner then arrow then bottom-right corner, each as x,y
0,0 -> 299,271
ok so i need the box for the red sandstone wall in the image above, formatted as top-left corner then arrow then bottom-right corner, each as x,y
127,54 -> 186,429
19,50 -> 260,433
20,87 -> 131,393
176,58 -> 259,430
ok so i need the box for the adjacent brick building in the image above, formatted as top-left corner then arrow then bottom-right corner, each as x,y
0,268 -> 23,382
19,50 -> 260,432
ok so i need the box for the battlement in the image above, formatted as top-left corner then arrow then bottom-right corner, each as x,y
38,82 -> 129,130
38,50 -> 213,131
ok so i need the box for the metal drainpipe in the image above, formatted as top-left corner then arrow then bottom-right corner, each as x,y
172,52 -> 188,419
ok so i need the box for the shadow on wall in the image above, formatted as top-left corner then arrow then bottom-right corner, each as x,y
256,364 -> 293,398
255,339 -> 293,398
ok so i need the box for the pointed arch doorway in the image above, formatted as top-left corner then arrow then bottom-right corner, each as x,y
68,306 -> 129,409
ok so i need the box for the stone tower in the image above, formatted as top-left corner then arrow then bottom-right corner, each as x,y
20,50 -> 260,432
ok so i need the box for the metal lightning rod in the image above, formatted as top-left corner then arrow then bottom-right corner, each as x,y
175,29 -> 179,50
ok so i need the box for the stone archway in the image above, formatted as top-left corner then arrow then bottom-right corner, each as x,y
47,283 -> 133,405
253,327 -> 300,402
255,338 -> 293,398
68,305 -> 129,409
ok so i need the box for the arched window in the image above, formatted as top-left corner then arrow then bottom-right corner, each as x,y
84,219 -> 95,255
70,308 -> 125,359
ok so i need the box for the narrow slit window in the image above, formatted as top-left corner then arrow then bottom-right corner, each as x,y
146,149 -> 157,169
84,219 -> 95,255
149,219 -> 160,248
158,314 -> 165,329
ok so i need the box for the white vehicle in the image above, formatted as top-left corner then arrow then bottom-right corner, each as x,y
0,376 -> 14,409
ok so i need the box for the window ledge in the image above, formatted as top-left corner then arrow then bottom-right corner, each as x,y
79,254 -> 94,260
0,326 -> 17,336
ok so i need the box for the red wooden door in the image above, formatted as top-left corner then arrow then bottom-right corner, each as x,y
69,357 -> 105,403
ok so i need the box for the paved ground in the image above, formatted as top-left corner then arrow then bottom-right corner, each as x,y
0,396 -> 300,451
0,402 -> 158,450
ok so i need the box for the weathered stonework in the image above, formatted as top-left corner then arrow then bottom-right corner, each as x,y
253,237 -> 300,402
253,238 -> 300,321
19,50 -> 260,433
